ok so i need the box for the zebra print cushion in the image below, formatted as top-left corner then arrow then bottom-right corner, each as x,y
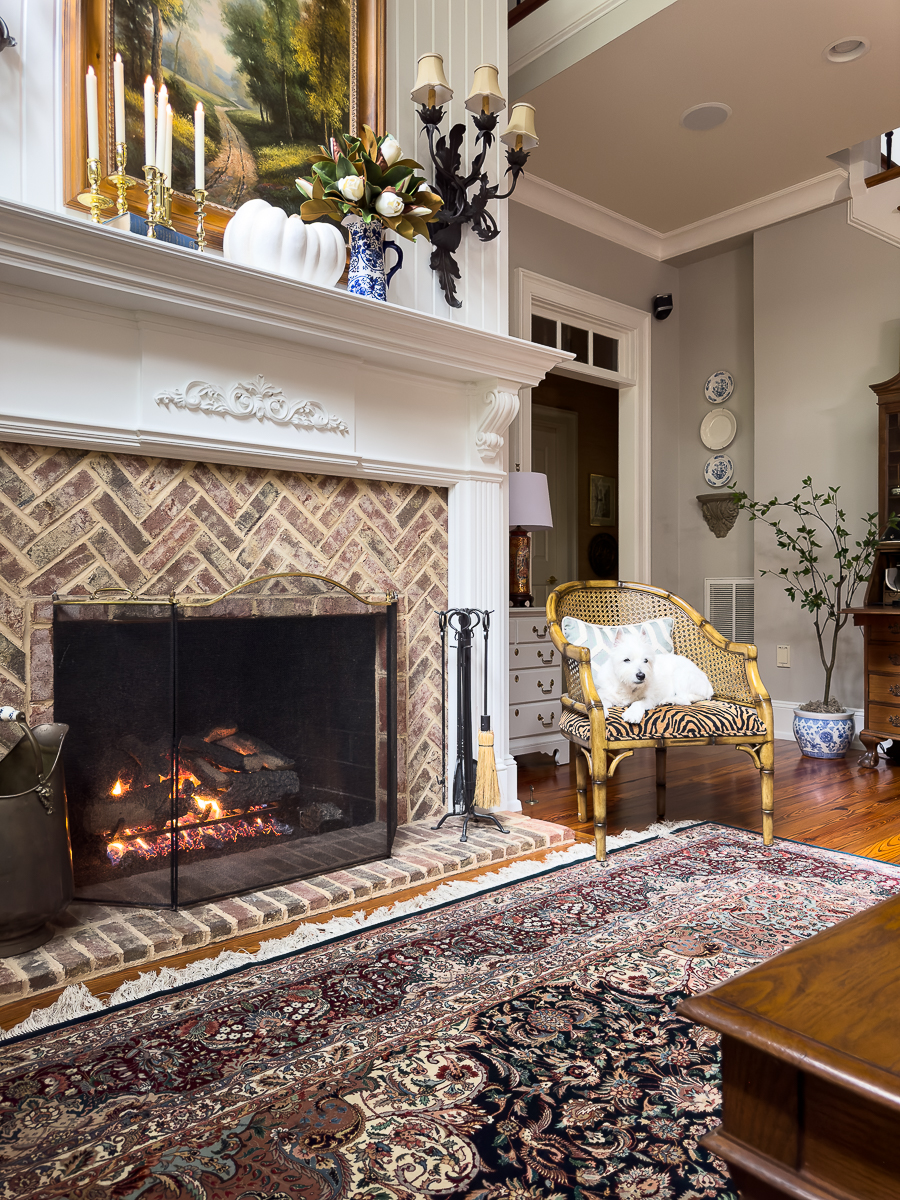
560,700 -> 767,744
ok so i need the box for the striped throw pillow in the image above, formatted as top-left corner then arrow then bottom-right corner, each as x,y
560,615 -> 675,671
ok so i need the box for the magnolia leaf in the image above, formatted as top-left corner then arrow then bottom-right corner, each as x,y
394,157 -> 424,170
335,153 -> 359,181
300,198 -> 339,221
312,175 -> 326,200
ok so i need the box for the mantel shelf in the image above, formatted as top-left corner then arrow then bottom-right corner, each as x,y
0,201 -> 565,390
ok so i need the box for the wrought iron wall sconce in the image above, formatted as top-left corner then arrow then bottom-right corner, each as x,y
411,54 -> 538,308
0,16 -> 17,51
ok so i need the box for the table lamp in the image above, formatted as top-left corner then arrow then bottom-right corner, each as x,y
509,471 -> 553,607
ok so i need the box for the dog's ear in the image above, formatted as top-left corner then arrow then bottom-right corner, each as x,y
640,630 -> 653,646
613,628 -> 626,645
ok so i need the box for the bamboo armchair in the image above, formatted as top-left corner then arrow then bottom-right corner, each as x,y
546,581 -> 775,861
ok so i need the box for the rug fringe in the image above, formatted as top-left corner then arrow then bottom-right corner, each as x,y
2,822 -> 696,1041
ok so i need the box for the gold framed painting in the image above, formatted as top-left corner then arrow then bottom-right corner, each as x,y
590,474 -> 616,527
63,0 -> 385,249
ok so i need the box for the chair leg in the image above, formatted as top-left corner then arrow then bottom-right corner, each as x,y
575,749 -> 589,824
592,753 -> 608,863
760,740 -> 774,845
655,746 -> 667,819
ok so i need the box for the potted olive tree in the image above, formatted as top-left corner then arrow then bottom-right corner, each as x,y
731,478 -> 890,759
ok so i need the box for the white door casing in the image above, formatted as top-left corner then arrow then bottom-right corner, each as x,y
531,404 -> 578,605
511,268 -> 651,584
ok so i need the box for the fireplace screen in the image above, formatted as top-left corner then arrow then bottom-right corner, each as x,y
53,583 -> 397,907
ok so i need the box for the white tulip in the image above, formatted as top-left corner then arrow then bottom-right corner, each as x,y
380,135 -> 403,166
337,174 -> 365,201
375,191 -> 405,217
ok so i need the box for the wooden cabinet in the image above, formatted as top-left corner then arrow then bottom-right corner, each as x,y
678,894 -> 900,1199
508,608 -> 569,762
846,365 -> 900,765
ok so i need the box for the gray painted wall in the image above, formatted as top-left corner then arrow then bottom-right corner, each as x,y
754,202 -> 900,709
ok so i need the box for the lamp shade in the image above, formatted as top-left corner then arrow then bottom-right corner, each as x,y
465,63 -> 505,115
500,102 -> 539,150
509,471 -> 553,531
411,53 -> 453,106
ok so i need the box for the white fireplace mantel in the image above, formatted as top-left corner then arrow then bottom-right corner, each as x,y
0,200 -> 565,483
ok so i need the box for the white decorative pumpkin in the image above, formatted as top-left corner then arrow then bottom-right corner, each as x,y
223,199 -> 346,289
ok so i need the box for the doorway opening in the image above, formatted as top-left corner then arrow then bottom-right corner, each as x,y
531,377 -> 619,606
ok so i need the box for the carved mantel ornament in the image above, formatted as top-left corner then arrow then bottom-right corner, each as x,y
155,376 -> 350,434
697,492 -> 739,538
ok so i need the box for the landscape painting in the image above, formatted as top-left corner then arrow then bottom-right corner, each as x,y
113,0 -> 352,212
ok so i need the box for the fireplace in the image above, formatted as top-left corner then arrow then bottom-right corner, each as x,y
52,581 -> 397,907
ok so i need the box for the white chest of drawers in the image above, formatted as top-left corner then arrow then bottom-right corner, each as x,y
508,607 -> 569,764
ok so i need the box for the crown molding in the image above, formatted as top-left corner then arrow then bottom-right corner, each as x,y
512,169 -> 851,262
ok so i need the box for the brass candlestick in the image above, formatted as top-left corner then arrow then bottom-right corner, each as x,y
76,158 -> 113,224
192,187 -> 208,252
112,142 -> 137,216
143,164 -> 159,238
157,173 -> 175,229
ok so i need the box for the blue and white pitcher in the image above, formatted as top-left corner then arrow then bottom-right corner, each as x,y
345,216 -> 403,301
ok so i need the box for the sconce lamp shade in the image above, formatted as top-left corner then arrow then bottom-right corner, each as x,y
509,471 -> 553,531
465,63 -> 505,115
500,102 -> 539,150
411,53 -> 454,106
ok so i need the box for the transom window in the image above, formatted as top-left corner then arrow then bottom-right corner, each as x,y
531,314 -> 619,374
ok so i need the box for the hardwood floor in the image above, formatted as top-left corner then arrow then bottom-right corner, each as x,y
517,740 -> 900,863
3,739 -> 900,1031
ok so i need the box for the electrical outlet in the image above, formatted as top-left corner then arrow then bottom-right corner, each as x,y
776,644 -> 791,668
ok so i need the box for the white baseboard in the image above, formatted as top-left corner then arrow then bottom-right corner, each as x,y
771,699 -> 865,750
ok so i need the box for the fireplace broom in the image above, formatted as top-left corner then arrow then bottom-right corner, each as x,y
473,612 -> 501,811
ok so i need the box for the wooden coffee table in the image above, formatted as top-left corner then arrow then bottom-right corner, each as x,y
678,893 -> 900,1199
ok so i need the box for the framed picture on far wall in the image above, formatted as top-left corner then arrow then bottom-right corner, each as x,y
590,474 -> 616,527
63,0 -> 386,249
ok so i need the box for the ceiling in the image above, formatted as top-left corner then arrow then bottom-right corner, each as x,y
515,0 -> 900,232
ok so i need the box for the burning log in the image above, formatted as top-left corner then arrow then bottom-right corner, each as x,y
200,723 -> 238,743
119,734 -> 173,777
178,753 -> 233,792
297,800 -> 346,836
178,735 -> 247,773
85,779 -> 177,836
216,733 -> 295,771
219,769 -> 300,813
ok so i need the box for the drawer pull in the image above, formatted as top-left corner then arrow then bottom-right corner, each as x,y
514,648 -> 519,657
891,685 -> 900,697
890,715 -> 900,728
533,624 -> 549,639
891,625 -> 900,635
536,679 -> 555,695
514,674 -> 519,683
537,711 -> 555,728
537,648 -> 555,664
890,655 -> 900,666
514,708 -> 519,717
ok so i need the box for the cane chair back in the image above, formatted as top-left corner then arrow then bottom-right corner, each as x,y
553,582 -> 755,705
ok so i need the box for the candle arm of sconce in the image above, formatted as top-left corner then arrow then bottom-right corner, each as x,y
490,153 -> 530,202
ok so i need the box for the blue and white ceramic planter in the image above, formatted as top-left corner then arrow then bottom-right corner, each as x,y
792,707 -> 855,759
345,216 -> 403,301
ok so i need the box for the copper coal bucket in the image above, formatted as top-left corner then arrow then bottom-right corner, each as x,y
0,709 -> 72,956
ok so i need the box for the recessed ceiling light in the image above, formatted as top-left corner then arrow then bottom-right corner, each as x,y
680,102 -> 732,132
824,36 -> 870,62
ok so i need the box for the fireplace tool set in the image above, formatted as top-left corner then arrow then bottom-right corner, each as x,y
433,608 -> 509,842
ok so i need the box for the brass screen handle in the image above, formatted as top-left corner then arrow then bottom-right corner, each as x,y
537,648 -> 555,664
537,711 -> 555,728
533,625 -> 548,639
536,679 -> 555,694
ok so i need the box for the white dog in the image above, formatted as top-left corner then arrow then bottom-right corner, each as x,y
593,628 -> 714,724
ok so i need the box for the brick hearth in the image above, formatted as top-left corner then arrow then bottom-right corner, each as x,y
0,443 -> 448,824
0,815 -> 574,1003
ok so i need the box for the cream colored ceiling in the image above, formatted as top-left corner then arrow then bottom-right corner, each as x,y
517,0 -> 900,232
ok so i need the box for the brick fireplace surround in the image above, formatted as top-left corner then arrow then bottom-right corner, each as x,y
0,443 -> 448,826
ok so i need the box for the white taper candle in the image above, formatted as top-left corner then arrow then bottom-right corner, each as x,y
143,76 -> 155,167
194,102 -> 205,189
155,84 -> 168,172
85,66 -> 100,160
165,104 -> 174,182
113,54 -> 125,145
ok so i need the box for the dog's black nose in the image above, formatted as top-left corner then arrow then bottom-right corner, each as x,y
636,671 -> 645,682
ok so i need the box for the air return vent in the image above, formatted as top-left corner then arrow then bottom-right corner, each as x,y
705,578 -> 754,644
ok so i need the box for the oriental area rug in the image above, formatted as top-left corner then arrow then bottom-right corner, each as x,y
3,824 -> 900,1200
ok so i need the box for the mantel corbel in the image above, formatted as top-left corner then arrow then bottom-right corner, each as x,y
475,386 -> 520,463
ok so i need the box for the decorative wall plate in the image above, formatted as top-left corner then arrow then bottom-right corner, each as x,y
705,370 -> 734,403
704,453 -> 734,488
700,408 -> 737,450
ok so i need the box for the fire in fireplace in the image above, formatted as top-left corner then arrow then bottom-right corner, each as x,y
53,579 -> 397,907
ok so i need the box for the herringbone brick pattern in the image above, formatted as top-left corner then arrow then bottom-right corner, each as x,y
0,443 -> 448,824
